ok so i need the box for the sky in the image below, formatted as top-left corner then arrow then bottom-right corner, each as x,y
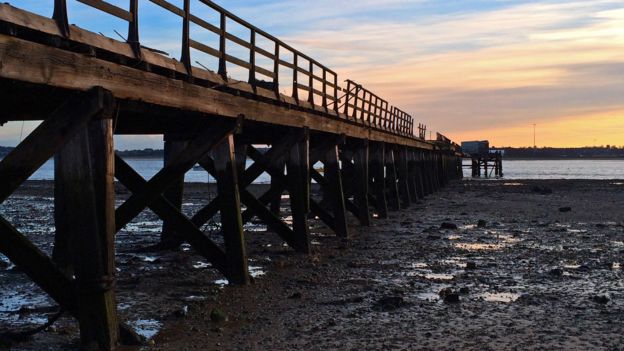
3,0 -> 624,149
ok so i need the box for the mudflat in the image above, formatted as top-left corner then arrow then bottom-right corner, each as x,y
1,179 -> 624,350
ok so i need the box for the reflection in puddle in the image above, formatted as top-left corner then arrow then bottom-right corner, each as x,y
411,272 -> 455,281
249,265 -> 266,278
479,292 -> 520,303
424,273 -> 454,281
128,319 -> 162,340
503,182 -> 523,186
193,261 -> 211,269
213,265 -> 266,286
447,235 -> 462,240
0,290 -> 52,326
564,264 -> 581,269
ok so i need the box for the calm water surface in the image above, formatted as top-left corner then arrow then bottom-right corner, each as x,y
463,159 -> 624,179
20,158 -> 624,181
28,158 -> 272,183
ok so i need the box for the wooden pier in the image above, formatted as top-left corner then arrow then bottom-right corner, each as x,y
468,152 -> 504,178
0,1 -> 462,349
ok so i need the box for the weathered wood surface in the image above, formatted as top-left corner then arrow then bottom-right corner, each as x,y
56,117 -> 119,350
211,135 -> 249,284
0,87 -> 112,203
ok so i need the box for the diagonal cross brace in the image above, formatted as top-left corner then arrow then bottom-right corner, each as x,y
190,133 -> 301,229
114,155 -> 229,276
115,120 -> 240,232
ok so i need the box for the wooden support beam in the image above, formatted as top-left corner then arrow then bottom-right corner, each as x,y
385,146 -> 401,211
353,140 -> 371,226
395,146 -> 411,208
160,134 -> 188,250
286,129 -> 312,253
190,136 -> 298,230
239,189 -> 299,248
408,149 -> 425,200
404,149 -> 419,202
115,120 -> 239,231
0,87 -> 112,203
370,141 -> 388,218
269,155 -> 286,216
324,143 -> 349,237
56,117 -> 119,350
0,217 -> 78,316
114,156 -> 230,277
211,135 -> 249,284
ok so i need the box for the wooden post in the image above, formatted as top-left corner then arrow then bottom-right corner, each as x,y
385,146 -> 401,211
160,134 -> 188,250
370,142 -> 388,218
269,155 -> 285,216
323,142 -> 349,238
396,146 -> 411,208
212,134 -> 249,284
56,116 -> 119,350
287,129 -> 311,253
353,140 -> 371,226
53,151 -> 72,275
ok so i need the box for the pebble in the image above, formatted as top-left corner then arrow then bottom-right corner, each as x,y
559,207 -> 572,213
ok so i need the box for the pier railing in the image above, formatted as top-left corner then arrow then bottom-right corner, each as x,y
50,0 -> 423,139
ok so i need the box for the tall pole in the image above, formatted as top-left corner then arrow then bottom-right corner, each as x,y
533,123 -> 536,148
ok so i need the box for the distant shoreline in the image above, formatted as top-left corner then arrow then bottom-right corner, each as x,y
501,157 -> 624,161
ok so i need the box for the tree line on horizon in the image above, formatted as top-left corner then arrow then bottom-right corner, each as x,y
2,145 -> 623,159
492,146 -> 624,159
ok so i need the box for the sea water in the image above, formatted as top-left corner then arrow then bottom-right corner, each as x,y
462,159 -> 623,179
15,158 -> 624,181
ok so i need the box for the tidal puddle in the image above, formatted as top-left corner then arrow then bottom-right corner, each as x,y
503,182 -> 523,186
454,242 -> 504,251
128,319 -> 162,340
479,292 -> 520,303
122,221 -> 162,233
423,273 -> 455,281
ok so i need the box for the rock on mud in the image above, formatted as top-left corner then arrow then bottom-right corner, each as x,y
439,288 -> 460,303
210,308 -> 228,323
440,222 -> 458,230
373,296 -> 408,311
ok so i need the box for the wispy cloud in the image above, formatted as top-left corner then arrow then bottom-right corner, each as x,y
5,0 -> 624,148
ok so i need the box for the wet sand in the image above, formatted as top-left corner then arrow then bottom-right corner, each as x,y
2,179 -> 624,350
